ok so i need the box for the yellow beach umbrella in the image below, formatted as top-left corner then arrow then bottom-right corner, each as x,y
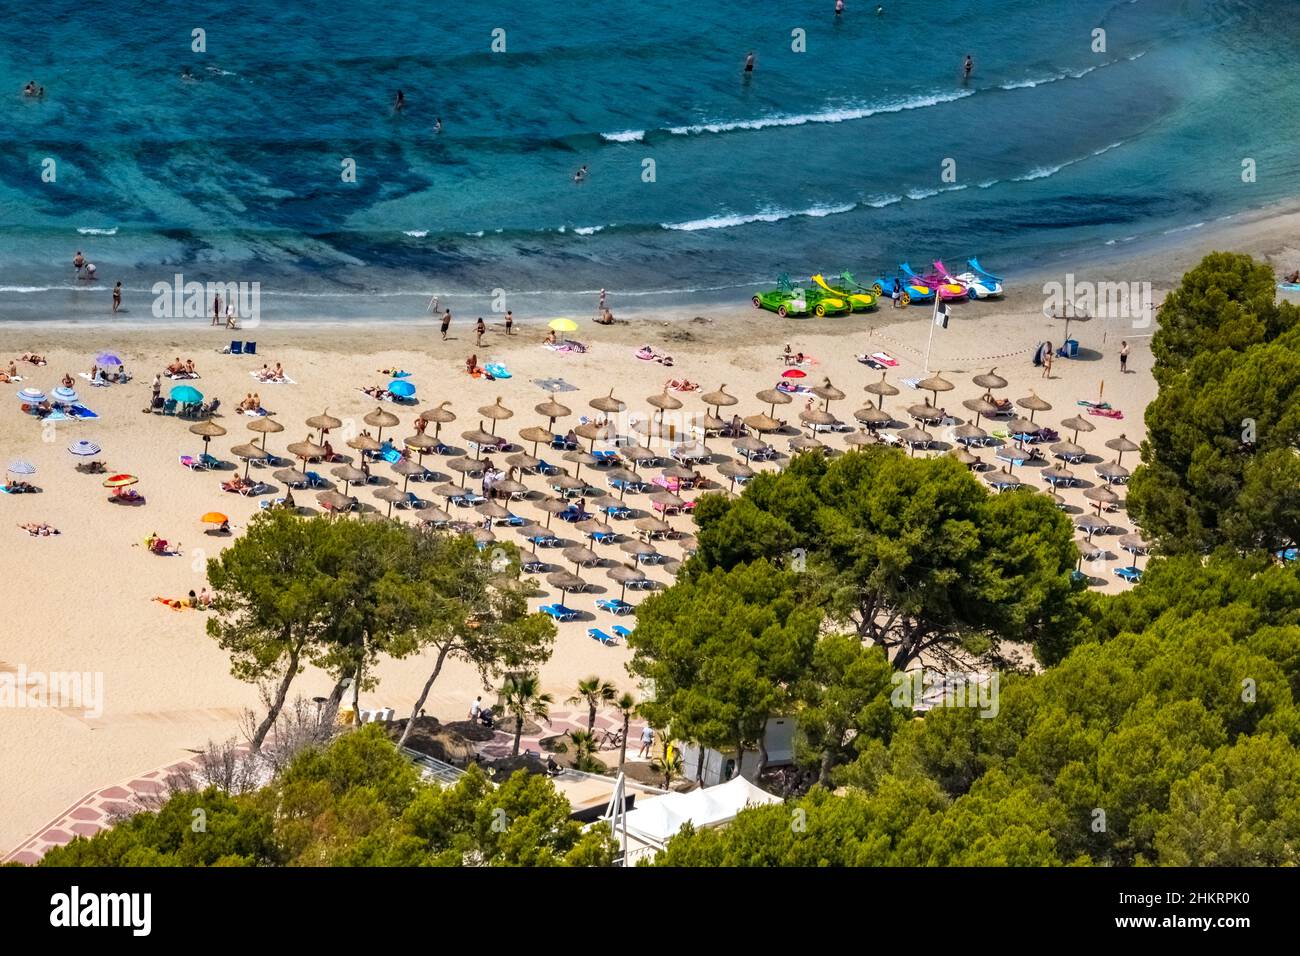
548,317 -> 578,332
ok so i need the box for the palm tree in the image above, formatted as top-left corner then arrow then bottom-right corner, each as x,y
567,676 -> 617,734
651,739 -> 683,791
613,692 -> 636,773
565,729 -> 605,773
501,674 -> 554,757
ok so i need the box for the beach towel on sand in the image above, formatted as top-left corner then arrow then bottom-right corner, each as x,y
484,363 -> 511,379
250,371 -> 296,385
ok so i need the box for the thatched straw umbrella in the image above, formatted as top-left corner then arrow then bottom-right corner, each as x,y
755,387 -> 793,417
917,373 -> 954,406
865,373 -> 899,410
419,401 -> 457,440
607,564 -> 646,602
1060,415 -> 1095,443
811,378 -> 846,412
230,442 -> 268,479
1105,434 -> 1141,466
286,439 -> 326,472
363,407 -> 400,442
189,418 -> 227,457
246,416 -> 284,452
330,464 -> 368,494
306,410 -> 343,443
478,396 -> 514,435
374,484 -> 407,517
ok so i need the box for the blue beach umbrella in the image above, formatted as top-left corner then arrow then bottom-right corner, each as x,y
69,439 -> 101,456
170,384 -> 203,404
16,387 -> 46,404
7,460 -> 36,475
96,352 -> 122,366
388,380 -> 416,398
51,386 -> 79,405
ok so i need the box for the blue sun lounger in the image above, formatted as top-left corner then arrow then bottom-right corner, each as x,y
588,628 -> 619,646
611,624 -> 634,641
1114,566 -> 1143,583
541,604 -> 579,622
305,471 -> 326,488
527,532 -> 561,548
596,598 -> 635,616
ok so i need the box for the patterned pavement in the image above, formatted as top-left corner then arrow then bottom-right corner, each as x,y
3,706 -> 651,864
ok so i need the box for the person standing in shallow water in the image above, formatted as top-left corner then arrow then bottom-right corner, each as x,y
475,316 -> 486,346
112,281 -> 122,314
963,55 -> 974,82
744,51 -> 755,74
440,309 -> 451,340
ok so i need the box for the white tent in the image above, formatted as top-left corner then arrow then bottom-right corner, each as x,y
620,774 -> 782,847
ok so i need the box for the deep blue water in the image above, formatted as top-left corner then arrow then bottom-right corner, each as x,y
1,0 -> 1298,320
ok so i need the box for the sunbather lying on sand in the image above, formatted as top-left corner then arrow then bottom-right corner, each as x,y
153,589 -> 210,610
665,379 -> 699,392
20,353 -> 46,365
18,522 -> 59,536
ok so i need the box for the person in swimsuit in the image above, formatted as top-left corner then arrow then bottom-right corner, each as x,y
394,89 -> 406,111
112,282 -> 122,313
505,310 -> 513,335
744,52 -> 755,73
963,55 -> 973,81
441,309 -> 451,340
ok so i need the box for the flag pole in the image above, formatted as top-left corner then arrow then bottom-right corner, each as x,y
924,293 -> 939,373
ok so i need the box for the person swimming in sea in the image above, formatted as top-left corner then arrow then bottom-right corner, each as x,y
394,89 -> 406,111
744,52 -> 755,73
181,66 -> 198,82
963,55 -> 973,81
434,117 -> 442,133
573,165 -> 588,183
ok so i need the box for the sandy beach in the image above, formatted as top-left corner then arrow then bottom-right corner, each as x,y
4,202 -> 1299,858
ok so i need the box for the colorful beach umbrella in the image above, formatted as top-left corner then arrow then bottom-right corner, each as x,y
388,379 -> 416,398
95,352 -> 122,366
170,384 -> 203,404
68,439 -> 100,456
201,512 -> 229,525
103,474 -> 138,488
7,460 -> 36,475
781,369 -> 806,379
548,317 -> 578,332
16,387 -> 45,404
50,386 -> 79,406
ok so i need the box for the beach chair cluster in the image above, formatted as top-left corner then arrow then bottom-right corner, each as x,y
587,624 -> 634,646
223,340 -> 257,355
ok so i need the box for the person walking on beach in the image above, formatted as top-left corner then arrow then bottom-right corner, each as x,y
637,724 -> 655,758
1119,340 -> 1130,373
475,316 -> 486,346
963,55 -> 974,82
1042,343 -> 1053,379
212,292 -> 222,326
505,310 -> 513,335
440,309 -> 451,340
112,281 -> 122,313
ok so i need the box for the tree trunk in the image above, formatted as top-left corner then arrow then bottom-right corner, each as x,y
351,660 -> 363,716
396,644 -> 450,748
818,748 -> 835,787
695,745 -> 706,786
512,714 -> 524,757
734,737 -> 745,781
587,701 -> 597,734
250,633 -> 304,752
618,713 -> 629,772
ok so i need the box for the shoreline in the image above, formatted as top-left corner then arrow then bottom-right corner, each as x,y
6,195 -> 1300,330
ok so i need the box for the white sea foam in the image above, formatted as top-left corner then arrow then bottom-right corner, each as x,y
661,202 -> 856,232
77,227 -> 118,236
600,129 -> 645,142
403,230 -> 429,238
665,90 -> 974,136
573,225 -> 604,235
998,53 -> 1146,91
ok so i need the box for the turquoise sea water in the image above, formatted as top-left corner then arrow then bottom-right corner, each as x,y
1,0 -> 1298,321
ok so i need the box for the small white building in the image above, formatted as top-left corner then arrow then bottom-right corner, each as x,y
675,716 -> 797,787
